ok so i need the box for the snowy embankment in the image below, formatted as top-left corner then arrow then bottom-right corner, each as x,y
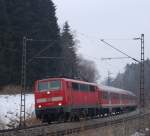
0,94 -> 35,129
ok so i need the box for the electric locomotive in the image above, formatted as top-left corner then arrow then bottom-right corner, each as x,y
34,78 -> 137,123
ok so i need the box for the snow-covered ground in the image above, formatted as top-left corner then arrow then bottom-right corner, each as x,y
131,128 -> 150,136
131,132 -> 145,136
0,94 -> 149,136
0,94 -> 35,129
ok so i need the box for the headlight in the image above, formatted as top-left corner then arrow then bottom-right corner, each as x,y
51,96 -> 63,102
36,98 -> 47,103
58,102 -> 62,106
47,91 -> 50,94
38,105 -> 42,108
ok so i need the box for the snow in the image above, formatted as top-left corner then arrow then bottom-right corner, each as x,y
131,132 -> 145,136
131,128 -> 150,136
0,94 -> 35,129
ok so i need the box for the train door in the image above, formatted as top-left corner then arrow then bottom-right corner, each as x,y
108,92 -> 111,106
98,88 -> 102,105
66,81 -> 73,107
119,93 -> 122,106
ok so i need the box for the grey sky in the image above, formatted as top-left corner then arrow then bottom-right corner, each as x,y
53,0 -> 150,82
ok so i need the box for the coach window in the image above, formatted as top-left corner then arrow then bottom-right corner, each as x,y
115,93 -> 119,99
129,96 -> 132,101
72,82 -> 79,91
122,94 -> 126,100
125,95 -> 128,100
122,94 -> 124,100
102,91 -> 108,99
112,93 -> 118,99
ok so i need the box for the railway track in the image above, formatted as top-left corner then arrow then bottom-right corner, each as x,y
0,110 -> 149,136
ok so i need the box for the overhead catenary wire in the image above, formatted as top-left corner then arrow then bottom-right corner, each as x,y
101,57 -> 130,60
100,39 -> 140,63
79,54 -> 130,62
77,31 -> 141,63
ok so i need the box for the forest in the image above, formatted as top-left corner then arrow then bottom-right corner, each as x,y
0,0 -> 149,97
0,0 -> 99,92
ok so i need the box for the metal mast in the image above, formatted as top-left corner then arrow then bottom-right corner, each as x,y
134,34 -> 145,112
100,34 -> 145,132
107,71 -> 112,86
20,36 -> 27,127
140,34 -> 145,112
19,37 -> 55,127
136,34 -> 145,132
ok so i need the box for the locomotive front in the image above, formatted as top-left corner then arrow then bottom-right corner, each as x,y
34,78 -> 66,122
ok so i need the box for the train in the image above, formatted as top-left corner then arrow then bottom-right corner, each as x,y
34,78 -> 137,123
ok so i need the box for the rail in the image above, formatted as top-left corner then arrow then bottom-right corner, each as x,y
0,110 -> 149,136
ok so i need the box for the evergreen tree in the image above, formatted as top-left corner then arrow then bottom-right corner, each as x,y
60,22 -> 78,78
0,0 -> 62,87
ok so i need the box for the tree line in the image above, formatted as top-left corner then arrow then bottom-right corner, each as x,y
0,0 -> 99,91
106,59 -> 150,105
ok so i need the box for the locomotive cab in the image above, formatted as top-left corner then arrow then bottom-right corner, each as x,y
34,78 -> 67,122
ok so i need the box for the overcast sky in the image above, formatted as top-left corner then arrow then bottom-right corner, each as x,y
53,0 -> 150,82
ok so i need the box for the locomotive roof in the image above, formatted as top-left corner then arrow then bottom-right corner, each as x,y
38,77 -> 97,86
63,78 -> 97,86
98,84 -> 135,96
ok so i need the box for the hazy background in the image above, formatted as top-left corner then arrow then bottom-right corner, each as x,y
53,0 -> 150,82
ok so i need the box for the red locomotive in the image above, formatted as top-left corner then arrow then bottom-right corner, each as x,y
34,78 -> 137,123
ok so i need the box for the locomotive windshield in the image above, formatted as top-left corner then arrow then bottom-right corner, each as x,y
38,80 -> 61,92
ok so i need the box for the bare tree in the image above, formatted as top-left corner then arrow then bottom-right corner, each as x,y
78,57 -> 100,83
0,117 -> 5,130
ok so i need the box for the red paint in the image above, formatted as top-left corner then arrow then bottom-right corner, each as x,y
34,78 -> 137,111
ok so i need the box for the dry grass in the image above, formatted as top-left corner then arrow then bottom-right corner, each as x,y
25,117 -> 42,126
0,85 -> 22,94
0,85 -> 33,94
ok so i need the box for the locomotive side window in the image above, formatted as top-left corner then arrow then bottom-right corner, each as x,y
102,91 -> 108,99
112,93 -> 119,99
80,84 -> 89,91
122,94 -> 125,100
72,83 -> 95,92
122,94 -> 127,100
72,82 -> 79,90
90,85 -> 95,92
